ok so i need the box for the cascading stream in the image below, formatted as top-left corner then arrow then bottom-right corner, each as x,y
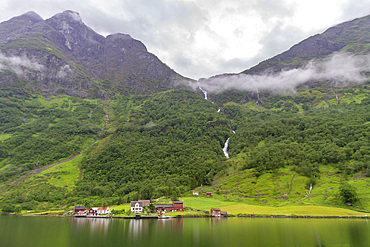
223,138 -> 230,159
256,88 -> 261,106
198,80 -> 233,159
197,81 -> 208,100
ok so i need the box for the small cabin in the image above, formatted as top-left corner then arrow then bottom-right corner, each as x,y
193,190 -> 199,196
206,192 -> 212,197
221,211 -> 228,217
211,208 -> 221,217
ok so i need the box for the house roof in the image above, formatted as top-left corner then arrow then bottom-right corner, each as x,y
154,204 -> 174,208
139,200 -> 150,206
98,207 -> 108,210
75,206 -> 85,210
173,201 -> 183,204
130,201 -> 144,207
211,208 -> 221,211
91,207 -> 99,210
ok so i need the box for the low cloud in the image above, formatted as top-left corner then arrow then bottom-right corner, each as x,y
197,52 -> 370,94
0,53 -> 45,77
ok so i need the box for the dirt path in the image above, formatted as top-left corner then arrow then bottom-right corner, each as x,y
4,155 -> 12,167
288,174 -> 295,194
7,99 -> 111,188
7,153 -> 81,188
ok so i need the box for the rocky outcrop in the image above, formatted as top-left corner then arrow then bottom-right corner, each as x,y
0,10 -> 190,98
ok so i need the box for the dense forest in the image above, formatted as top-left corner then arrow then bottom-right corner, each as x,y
0,81 -> 369,210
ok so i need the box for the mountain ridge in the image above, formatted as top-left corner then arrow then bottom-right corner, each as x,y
0,10 -> 191,98
240,14 -> 370,76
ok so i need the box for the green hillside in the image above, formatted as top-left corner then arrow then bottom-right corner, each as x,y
0,12 -> 369,215
0,82 -> 369,214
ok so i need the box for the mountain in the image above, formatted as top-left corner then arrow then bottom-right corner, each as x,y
0,12 -> 369,213
241,14 -> 370,75
0,10 -> 190,98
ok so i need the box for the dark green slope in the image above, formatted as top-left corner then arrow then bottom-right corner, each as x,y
76,89 -> 232,201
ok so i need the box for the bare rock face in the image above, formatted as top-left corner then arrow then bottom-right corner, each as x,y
0,10 -> 189,98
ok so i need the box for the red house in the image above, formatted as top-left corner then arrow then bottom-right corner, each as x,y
154,204 -> 174,212
74,206 -> 85,213
206,192 -> 212,197
173,201 -> 183,211
154,201 -> 184,212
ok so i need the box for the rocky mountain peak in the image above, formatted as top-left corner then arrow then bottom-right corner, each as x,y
45,10 -> 103,51
106,33 -> 147,52
0,10 -> 188,97
50,10 -> 83,23
16,11 -> 44,22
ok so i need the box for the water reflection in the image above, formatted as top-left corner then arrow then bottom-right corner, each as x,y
73,217 -> 110,234
0,216 -> 369,247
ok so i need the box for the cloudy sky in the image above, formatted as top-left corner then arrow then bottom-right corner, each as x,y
0,0 -> 369,79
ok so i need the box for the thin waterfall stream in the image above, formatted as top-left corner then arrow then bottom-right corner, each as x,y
223,138 -> 230,159
198,80 -> 232,159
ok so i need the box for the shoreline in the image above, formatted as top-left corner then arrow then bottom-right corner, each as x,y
2,212 -> 369,219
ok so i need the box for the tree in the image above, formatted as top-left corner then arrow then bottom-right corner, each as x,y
149,203 -> 155,213
1,204 -> 15,213
339,182 -> 358,205
14,205 -> 22,214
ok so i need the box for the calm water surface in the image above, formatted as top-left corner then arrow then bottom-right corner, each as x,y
0,215 -> 369,247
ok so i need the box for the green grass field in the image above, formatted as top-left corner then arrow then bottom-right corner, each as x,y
180,196 -> 368,217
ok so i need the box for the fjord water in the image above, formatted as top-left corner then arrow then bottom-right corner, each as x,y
1,215 -> 369,247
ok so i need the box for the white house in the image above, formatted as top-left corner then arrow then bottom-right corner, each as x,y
97,207 -> 111,215
130,201 -> 144,214
193,190 -> 199,196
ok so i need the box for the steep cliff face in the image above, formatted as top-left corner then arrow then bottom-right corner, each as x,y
0,10 -> 189,98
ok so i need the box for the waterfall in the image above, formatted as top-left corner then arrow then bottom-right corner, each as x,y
306,183 -> 313,196
197,81 -> 208,100
256,88 -> 261,106
223,138 -> 230,158
331,88 -> 339,104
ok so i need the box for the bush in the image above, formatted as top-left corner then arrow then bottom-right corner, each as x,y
1,204 -> 15,213
339,182 -> 358,204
